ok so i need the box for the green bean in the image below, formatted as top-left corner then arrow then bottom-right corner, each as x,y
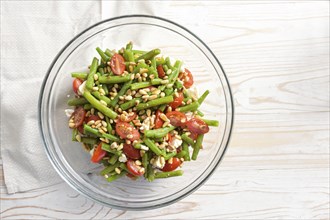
72,128 -> 78,141
146,164 -> 155,182
105,116 -> 112,133
105,49 -> 115,58
136,95 -> 174,111
163,151 -> 177,160
108,154 -> 118,165
181,133 -> 195,146
177,102 -> 200,112
132,49 -> 147,54
192,134 -> 204,160
151,58 -> 157,73
133,143 -> 141,149
142,153 -> 149,178
124,49 -> 134,62
96,47 -> 110,62
119,163 -> 128,172
92,91 -> 111,105
102,84 -> 108,94
98,74 -> 131,84
120,98 -> 142,111
164,88 -> 173,96
135,49 -> 161,62
156,57 -> 165,65
86,57 -> 99,90
126,42 -> 133,50
159,104 -> 167,112
84,124 -> 102,137
163,64 -> 169,72
81,137 -> 98,145
83,90 -> 118,119
198,90 -> 210,105
144,138 -> 165,156
175,80 -> 183,89
71,72 -> 87,79
175,150 -> 187,159
106,171 -> 126,182
130,79 -> 162,90
165,57 -> 172,69
144,126 -> 175,139
84,103 -> 93,110
196,109 -> 204,117
101,143 -> 122,156
67,97 -> 89,106
130,82 -> 152,90
98,67 -> 104,75
100,162 -> 120,176
155,170 -> 183,179
201,119 -> 219,127
110,80 -> 132,107
102,133 -> 122,142
182,142 -> 190,161
133,62 -> 148,73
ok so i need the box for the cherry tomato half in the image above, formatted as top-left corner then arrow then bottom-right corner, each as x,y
161,157 -> 181,172
157,65 -> 166,78
115,121 -> 140,141
189,132 -> 198,140
154,110 -> 164,129
121,112 -> 137,122
110,53 -> 126,75
123,144 -> 141,159
179,68 -> 194,89
72,78 -> 83,94
186,117 -> 209,134
166,111 -> 187,128
77,125 -> 84,134
127,159 -> 145,176
169,92 -> 184,109
85,114 -> 101,123
71,106 -> 86,128
91,143 -> 106,163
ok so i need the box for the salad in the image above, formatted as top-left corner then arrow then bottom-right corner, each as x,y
67,42 -> 219,182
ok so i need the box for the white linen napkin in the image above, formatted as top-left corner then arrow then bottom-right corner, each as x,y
0,1 -> 101,194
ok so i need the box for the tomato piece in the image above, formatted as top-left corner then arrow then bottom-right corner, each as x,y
85,115 -> 101,123
121,112 -> 137,122
157,65 -> 166,78
167,133 -> 173,143
186,117 -> 209,134
71,106 -> 86,128
189,132 -> 198,140
123,144 -> 141,159
154,110 -> 164,129
161,157 -> 181,172
126,159 -> 144,176
169,92 -> 184,109
72,78 -> 83,94
110,53 -> 126,75
91,143 -> 106,163
115,121 -> 140,141
166,111 -> 187,128
77,125 -> 84,134
179,68 -> 194,89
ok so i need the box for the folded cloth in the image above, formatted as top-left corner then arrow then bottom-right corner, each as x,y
0,1 -> 101,194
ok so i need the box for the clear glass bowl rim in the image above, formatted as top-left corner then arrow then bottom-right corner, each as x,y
38,14 -> 234,210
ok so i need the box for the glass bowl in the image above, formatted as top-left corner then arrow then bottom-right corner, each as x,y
38,15 -> 234,210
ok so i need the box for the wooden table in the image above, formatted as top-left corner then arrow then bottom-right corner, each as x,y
1,1 -> 329,219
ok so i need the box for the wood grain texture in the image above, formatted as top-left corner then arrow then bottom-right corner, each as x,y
1,1 -> 329,219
